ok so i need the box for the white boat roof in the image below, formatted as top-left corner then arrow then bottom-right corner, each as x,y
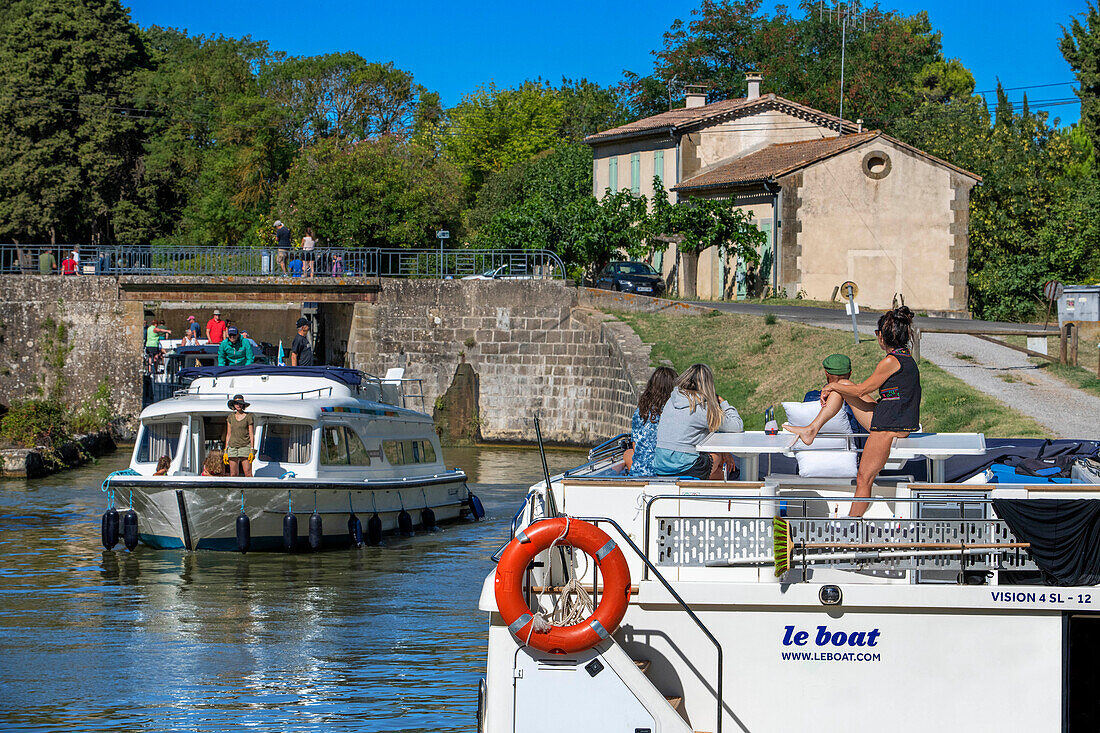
141,373 -> 430,423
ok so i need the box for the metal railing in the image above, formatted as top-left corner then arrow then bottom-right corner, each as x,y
0,243 -> 566,280
640,493 -> 1035,581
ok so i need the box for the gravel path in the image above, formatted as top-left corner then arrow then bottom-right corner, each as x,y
771,314 -> 1097,438
916,332 -> 1100,439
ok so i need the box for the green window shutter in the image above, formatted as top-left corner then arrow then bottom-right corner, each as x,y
654,150 -> 664,189
608,157 -> 618,191
630,153 -> 641,194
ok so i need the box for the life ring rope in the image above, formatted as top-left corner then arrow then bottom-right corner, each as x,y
495,517 -> 632,655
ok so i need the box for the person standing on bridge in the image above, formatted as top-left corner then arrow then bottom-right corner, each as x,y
291,317 -> 313,366
206,309 -> 228,344
301,228 -> 316,278
274,220 -> 292,276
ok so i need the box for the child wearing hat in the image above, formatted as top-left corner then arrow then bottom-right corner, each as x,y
223,394 -> 255,477
800,354 -> 863,434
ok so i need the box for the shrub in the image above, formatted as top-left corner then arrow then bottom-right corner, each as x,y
0,399 -> 70,448
70,381 -> 113,435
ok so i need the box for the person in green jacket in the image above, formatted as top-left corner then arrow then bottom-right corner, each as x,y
217,327 -> 254,365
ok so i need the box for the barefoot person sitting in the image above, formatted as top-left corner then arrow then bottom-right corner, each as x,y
783,306 -> 920,517
653,364 -> 743,480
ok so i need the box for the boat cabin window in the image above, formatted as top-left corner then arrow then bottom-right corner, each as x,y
321,425 -> 371,466
202,415 -> 227,453
259,422 -> 312,464
383,439 -> 437,466
137,421 -> 183,463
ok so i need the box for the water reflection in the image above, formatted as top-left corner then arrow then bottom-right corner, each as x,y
0,445 -> 584,732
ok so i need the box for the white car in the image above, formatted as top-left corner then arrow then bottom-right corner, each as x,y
461,264 -> 532,280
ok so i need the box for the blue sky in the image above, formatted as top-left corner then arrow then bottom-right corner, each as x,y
126,0 -> 1087,125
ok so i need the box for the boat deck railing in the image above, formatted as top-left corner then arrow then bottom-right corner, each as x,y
172,386 -> 336,401
641,494 -> 1036,581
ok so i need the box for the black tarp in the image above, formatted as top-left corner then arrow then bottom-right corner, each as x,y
993,499 -> 1100,586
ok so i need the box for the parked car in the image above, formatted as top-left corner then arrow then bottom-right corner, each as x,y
594,261 -> 665,295
461,263 -> 532,280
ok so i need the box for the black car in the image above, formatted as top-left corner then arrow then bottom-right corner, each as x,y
594,261 -> 665,295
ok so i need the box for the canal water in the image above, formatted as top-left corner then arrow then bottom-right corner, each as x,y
0,445 -> 586,732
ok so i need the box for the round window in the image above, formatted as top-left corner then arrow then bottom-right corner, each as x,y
862,150 -> 891,180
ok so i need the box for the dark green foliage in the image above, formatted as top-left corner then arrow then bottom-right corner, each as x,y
1062,2 -> 1100,154
0,399 -> 69,448
71,381 -> 113,435
275,136 -> 462,247
467,145 -> 593,232
622,1 -> 948,129
0,0 -> 148,244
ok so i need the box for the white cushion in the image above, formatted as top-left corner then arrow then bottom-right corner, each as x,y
781,401 -> 854,435
781,401 -> 858,478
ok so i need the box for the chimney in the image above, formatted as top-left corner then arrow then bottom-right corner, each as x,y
684,85 -> 708,108
746,72 -> 762,100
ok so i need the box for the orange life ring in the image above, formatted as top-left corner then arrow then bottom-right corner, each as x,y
494,517 -> 631,654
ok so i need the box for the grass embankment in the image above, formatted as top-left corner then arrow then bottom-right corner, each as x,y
613,310 -> 1048,437
999,334 -> 1100,400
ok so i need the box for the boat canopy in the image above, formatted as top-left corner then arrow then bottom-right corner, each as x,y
179,365 -> 364,386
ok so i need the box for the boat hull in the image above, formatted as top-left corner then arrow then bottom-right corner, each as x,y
109,473 -> 470,551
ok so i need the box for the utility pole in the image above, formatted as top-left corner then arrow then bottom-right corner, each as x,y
819,1 -> 871,136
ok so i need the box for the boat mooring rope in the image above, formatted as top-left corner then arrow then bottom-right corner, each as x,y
524,516 -> 594,646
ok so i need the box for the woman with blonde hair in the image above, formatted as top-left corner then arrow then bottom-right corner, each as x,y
653,363 -> 743,480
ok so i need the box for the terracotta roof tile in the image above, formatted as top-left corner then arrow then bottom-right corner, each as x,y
672,131 -> 981,190
673,132 -> 880,191
584,94 -> 859,144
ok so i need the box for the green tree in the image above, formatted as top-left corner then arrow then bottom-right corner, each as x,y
264,55 -> 437,147
651,178 -> 765,298
466,144 -> 592,232
557,78 -> 632,142
134,28 -> 289,246
0,0 -> 148,244
275,136 -> 461,248
623,1 -> 950,129
444,81 -> 564,192
1061,2 -> 1100,153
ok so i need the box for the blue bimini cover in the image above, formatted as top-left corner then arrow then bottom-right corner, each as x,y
178,365 -> 363,386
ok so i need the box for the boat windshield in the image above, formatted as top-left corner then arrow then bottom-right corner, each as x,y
137,421 -> 183,463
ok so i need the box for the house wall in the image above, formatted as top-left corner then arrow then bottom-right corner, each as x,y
687,109 -> 835,178
591,137 -> 677,203
790,140 -> 972,311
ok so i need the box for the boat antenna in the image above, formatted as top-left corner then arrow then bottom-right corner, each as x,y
533,414 -> 558,516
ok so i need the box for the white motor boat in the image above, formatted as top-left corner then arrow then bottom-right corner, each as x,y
104,365 -> 481,551
478,431 -> 1100,733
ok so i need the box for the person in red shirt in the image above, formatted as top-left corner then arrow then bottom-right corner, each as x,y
61,255 -> 78,275
206,309 -> 228,344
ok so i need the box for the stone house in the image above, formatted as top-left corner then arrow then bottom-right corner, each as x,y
584,74 -> 981,312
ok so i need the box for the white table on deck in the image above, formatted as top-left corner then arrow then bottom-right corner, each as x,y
695,431 -> 987,483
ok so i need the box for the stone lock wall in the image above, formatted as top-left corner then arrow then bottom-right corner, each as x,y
0,277 -> 143,422
348,280 -> 645,444
0,277 -> 651,446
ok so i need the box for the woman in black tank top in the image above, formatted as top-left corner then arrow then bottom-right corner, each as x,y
783,306 -> 919,518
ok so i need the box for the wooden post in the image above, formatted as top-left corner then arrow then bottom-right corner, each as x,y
911,328 -> 921,362
1071,322 -> 1079,366
1060,325 -> 1069,365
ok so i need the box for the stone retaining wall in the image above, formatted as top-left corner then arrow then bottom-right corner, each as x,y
349,280 -> 650,445
0,277 -> 143,421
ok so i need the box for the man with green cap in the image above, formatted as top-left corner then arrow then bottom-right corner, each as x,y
802,354 -> 862,433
